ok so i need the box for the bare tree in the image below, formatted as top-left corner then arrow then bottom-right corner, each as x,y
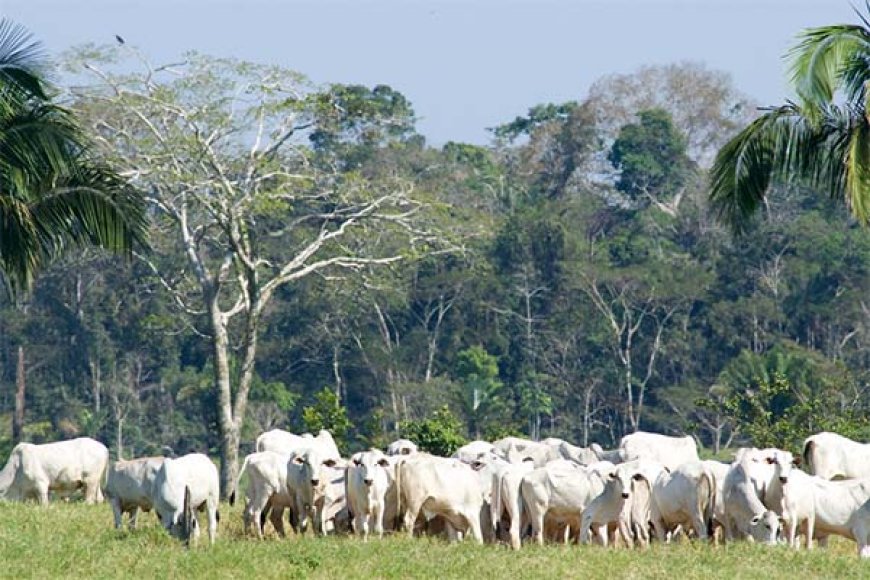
67,50 -> 446,497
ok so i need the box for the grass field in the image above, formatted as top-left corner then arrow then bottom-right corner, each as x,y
0,501 -> 866,579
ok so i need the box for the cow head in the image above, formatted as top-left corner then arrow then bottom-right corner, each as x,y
766,450 -> 797,484
353,450 -> 391,487
609,468 -> 639,500
294,447 -> 339,492
749,510 -> 781,545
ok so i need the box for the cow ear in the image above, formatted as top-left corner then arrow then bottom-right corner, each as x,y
400,448 -> 411,455
352,457 -> 361,467
609,472 -> 618,480
377,458 -> 390,468
632,473 -> 644,481
294,456 -> 304,464
792,456 -> 802,466
765,457 -> 775,464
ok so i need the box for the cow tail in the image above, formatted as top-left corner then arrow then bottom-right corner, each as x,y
803,439 -> 815,475
230,455 -> 252,507
395,458 -> 404,530
491,471 -> 503,535
700,469 -> 715,539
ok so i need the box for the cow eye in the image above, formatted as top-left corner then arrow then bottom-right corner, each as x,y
294,457 -> 304,464
324,459 -> 336,468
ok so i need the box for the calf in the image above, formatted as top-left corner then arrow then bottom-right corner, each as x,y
152,453 -> 220,545
105,456 -> 165,530
347,450 -> 395,540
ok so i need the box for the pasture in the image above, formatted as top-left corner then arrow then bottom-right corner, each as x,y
0,501 -> 865,580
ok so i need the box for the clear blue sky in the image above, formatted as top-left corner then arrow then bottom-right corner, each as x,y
3,0 -> 857,145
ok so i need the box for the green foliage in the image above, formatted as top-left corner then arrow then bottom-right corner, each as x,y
454,346 -> 505,438
301,388 -> 352,451
399,406 -> 467,457
609,108 -> 692,203
715,372 -> 868,451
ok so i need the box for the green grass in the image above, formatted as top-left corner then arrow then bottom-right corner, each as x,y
0,502 -> 865,579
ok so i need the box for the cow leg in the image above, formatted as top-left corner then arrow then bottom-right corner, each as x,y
110,498 -> 124,530
354,512 -> 369,541
269,506 -> 287,537
786,515 -> 798,549
466,511 -> 483,544
373,505 -> 385,539
403,501 -> 422,539
129,506 -> 140,531
37,485 -> 49,506
207,503 -> 217,545
509,509 -> 524,550
618,519 -> 633,548
805,515 -> 815,550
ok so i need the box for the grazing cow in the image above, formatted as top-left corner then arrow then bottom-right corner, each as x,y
721,458 -> 780,544
287,444 -> 342,535
452,440 -> 496,463
386,439 -> 418,456
0,437 -> 108,504
618,432 -> 698,472
522,460 -> 607,546
490,460 -> 535,549
395,454 -> 486,543
347,450 -> 395,540
770,450 -> 870,550
231,451 -> 295,538
803,432 -> 870,481
650,461 -> 717,542
105,456 -> 165,530
152,453 -> 219,545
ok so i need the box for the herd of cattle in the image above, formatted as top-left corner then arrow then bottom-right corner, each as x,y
3,430 -> 870,557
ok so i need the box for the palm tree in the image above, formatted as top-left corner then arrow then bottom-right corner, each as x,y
0,18 -> 146,292
710,6 -> 870,229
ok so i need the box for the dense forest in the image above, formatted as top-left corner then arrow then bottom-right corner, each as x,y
2,45 -> 868,482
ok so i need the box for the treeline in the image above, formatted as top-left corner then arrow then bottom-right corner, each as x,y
1,55 -> 868,463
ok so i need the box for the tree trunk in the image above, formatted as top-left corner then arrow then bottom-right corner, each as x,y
212,305 -> 239,501
13,346 -> 25,443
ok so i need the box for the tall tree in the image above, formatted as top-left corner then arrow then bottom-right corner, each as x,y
67,49 -> 444,497
710,9 -> 870,228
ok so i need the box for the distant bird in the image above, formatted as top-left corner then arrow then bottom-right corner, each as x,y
115,34 -> 125,45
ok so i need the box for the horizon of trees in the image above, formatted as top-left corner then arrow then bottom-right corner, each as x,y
1,42 -> 868,478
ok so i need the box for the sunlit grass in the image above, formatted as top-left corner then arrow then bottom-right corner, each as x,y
0,501 -> 865,579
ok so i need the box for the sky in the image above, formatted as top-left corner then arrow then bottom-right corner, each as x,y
2,0 -> 859,145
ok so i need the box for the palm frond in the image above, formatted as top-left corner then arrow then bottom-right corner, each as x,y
788,23 -> 870,113
0,18 -> 48,99
844,115 -> 870,223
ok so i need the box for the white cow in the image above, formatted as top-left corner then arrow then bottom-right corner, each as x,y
395,454 -> 486,542
490,460 -> 535,549
152,453 -> 219,545
771,450 -> 870,550
347,450 -> 395,540
231,451 -> 294,538
721,457 -> 780,544
452,440 -> 496,463
702,460 -> 731,535
579,460 -> 667,548
650,460 -> 717,541
803,432 -> 870,481
256,429 -> 308,453
619,432 -> 698,471
522,460 -> 607,546
386,439 -> 418,456
105,456 -> 165,530
558,441 -> 599,466
0,437 -> 108,504
287,444 -> 342,535
849,498 -> 870,558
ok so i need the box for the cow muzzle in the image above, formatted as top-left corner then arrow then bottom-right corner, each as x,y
364,478 -> 373,486
310,479 -> 320,486
621,492 -> 630,499
779,477 -> 787,484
